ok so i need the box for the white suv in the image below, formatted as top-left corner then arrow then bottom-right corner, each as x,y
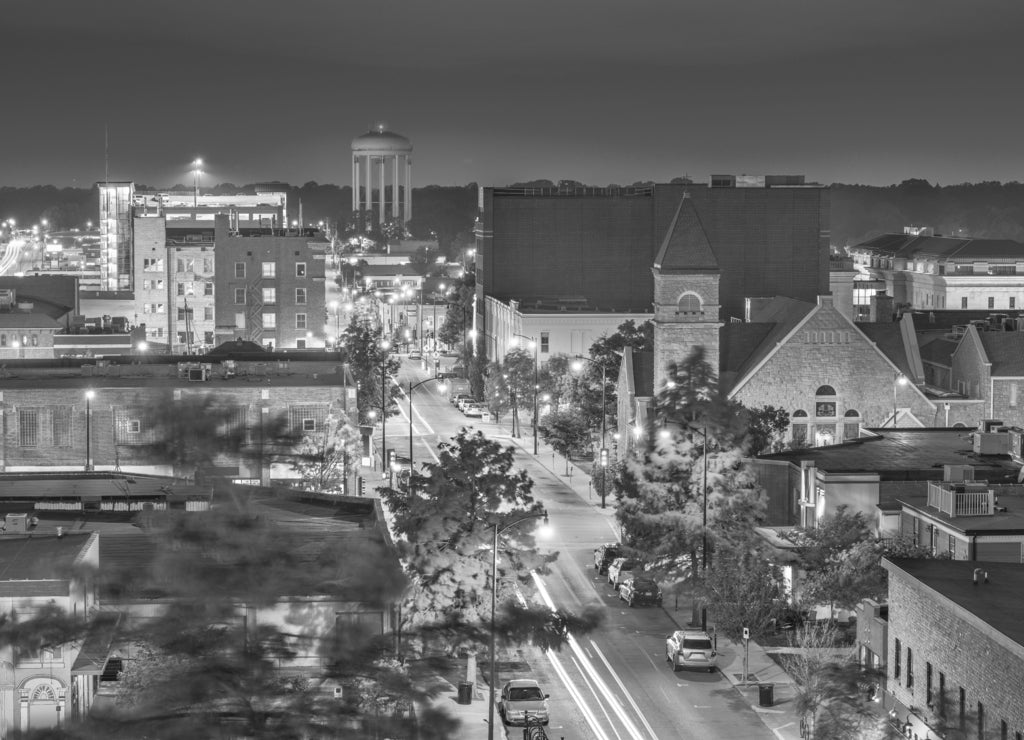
666,629 -> 717,672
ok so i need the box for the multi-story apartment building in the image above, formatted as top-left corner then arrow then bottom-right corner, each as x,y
849,226 -> 1024,312
213,216 -> 328,350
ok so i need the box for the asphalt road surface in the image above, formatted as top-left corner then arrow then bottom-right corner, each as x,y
393,359 -> 774,740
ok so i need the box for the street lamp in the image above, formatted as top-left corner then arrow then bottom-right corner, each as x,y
487,510 -> 550,740
407,377 -> 446,492
191,158 -> 203,209
512,334 -> 540,455
572,356 -> 610,508
85,389 -> 96,471
893,373 -> 908,428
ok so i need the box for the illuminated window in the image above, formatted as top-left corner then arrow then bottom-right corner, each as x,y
262,288 -> 276,304
262,262 -> 276,278
296,262 -> 306,277
262,312 -> 277,329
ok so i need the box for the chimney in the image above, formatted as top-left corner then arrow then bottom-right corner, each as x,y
869,290 -> 895,323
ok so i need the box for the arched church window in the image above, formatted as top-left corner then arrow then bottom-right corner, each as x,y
815,386 -> 837,417
792,409 -> 808,418
678,294 -> 702,316
815,385 -> 837,396
790,409 -> 808,444
843,409 -> 861,441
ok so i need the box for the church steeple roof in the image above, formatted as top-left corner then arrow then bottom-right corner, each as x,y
653,194 -> 719,273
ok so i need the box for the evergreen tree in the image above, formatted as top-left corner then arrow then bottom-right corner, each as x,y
340,320 -> 401,426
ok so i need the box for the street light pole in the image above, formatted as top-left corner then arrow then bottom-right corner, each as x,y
488,511 -> 548,740
85,389 -> 95,471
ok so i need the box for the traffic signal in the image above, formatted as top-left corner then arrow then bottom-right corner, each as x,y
358,477 -> 366,497
600,447 -> 609,467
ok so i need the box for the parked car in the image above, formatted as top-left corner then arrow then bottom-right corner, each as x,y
593,543 -> 623,574
499,679 -> 549,726
463,404 -> 485,418
607,557 -> 640,589
408,352 -> 422,361
451,394 -> 474,407
618,576 -> 663,607
457,397 -> 479,412
665,629 -> 717,672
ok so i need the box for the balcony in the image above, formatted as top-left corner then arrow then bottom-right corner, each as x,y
926,481 -> 994,517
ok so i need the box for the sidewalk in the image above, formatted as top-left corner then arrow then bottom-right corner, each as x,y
423,677 -> 502,740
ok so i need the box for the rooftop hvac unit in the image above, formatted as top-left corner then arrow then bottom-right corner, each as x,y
188,367 -> 209,382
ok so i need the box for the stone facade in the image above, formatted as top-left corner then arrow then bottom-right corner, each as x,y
652,272 -> 722,391
730,297 -> 938,437
885,562 -> 1024,737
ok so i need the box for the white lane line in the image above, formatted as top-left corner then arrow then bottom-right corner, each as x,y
589,640 -> 661,740
570,654 -> 624,740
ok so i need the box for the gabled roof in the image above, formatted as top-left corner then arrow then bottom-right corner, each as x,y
720,297 -> 815,394
857,322 -> 915,378
975,332 -> 1024,377
653,196 -> 718,273
918,336 -> 958,367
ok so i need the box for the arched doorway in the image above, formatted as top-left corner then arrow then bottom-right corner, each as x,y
19,677 -> 65,731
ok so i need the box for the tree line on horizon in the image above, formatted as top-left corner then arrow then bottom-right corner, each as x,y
5,178 -> 1024,250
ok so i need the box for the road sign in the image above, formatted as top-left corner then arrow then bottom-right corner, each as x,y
742,627 -> 750,641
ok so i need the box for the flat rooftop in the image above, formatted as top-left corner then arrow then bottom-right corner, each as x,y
0,531 -> 93,582
897,486 -> 1024,534
759,429 -> 1020,480
885,558 -> 1024,650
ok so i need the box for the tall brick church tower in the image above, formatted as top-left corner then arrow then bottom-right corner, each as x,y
651,194 -> 723,391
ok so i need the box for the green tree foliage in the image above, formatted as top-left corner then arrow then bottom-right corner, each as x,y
340,320 -> 401,425
700,538 -> 786,641
379,430 -> 598,653
133,390 -> 298,477
782,623 -> 887,740
746,405 -> 791,455
538,409 -> 592,472
289,419 -> 362,494
616,346 -> 766,614
784,508 -> 949,611
437,273 -> 473,354
483,363 -> 513,425
0,503 -> 447,740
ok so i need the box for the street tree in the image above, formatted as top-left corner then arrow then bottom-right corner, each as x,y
538,408 -> 591,473
290,418 -> 362,494
483,363 -> 513,426
340,320 -> 401,425
437,273 -> 473,354
537,353 -> 572,412
746,405 -> 791,455
379,430 -> 599,654
700,537 -> 786,641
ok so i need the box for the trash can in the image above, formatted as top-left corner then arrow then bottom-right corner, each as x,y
457,681 -> 473,705
758,683 -> 774,707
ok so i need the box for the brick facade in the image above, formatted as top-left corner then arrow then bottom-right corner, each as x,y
885,560 -> 1024,737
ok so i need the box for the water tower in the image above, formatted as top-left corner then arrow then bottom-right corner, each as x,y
352,124 -> 412,226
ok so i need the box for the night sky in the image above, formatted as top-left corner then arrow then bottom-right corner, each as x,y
4,0 -> 1023,189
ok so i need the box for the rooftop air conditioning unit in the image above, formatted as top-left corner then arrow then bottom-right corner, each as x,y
188,367 -> 208,382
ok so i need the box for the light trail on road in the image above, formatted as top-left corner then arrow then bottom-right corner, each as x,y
532,572 -> 659,740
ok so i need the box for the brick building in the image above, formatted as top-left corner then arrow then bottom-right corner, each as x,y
882,558 -> 1024,739
0,356 -> 355,484
213,217 -> 328,350
474,177 -> 830,346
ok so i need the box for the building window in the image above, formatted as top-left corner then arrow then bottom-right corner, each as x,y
19,408 -> 39,447
678,293 -> 702,315
1000,720 -> 1007,740
295,287 -> 307,304
234,288 -> 246,305
262,262 -> 276,278
30,335 -> 37,347
939,671 -> 946,717
893,638 -> 901,680
959,687 -> 966,729
302,418 -> 316,432
234,262 -> 246,279
988,297 -> 995,309
177,308 -> 188,322
177,283 -> 185,296
204,282 -> 213,296
1012,297 -> 1017,310
978,702 -> 984,738
948,534 -> 955,555
204,307 -> 213,321
843,409 -> 860,440
52,406 -> 72,448
176,259 -> 184,273
296,313 -> 307,330
926,662 -> 933,706
962,297 -> 968,309
540,332 -> 549,353
262,312 -> 276,329
0,335 -> 6,346
204,331 -> 214,344
290,405 -> 327,434
296,262 -> 307,277
262,287 -> 277,304
203,258 -> 212,273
